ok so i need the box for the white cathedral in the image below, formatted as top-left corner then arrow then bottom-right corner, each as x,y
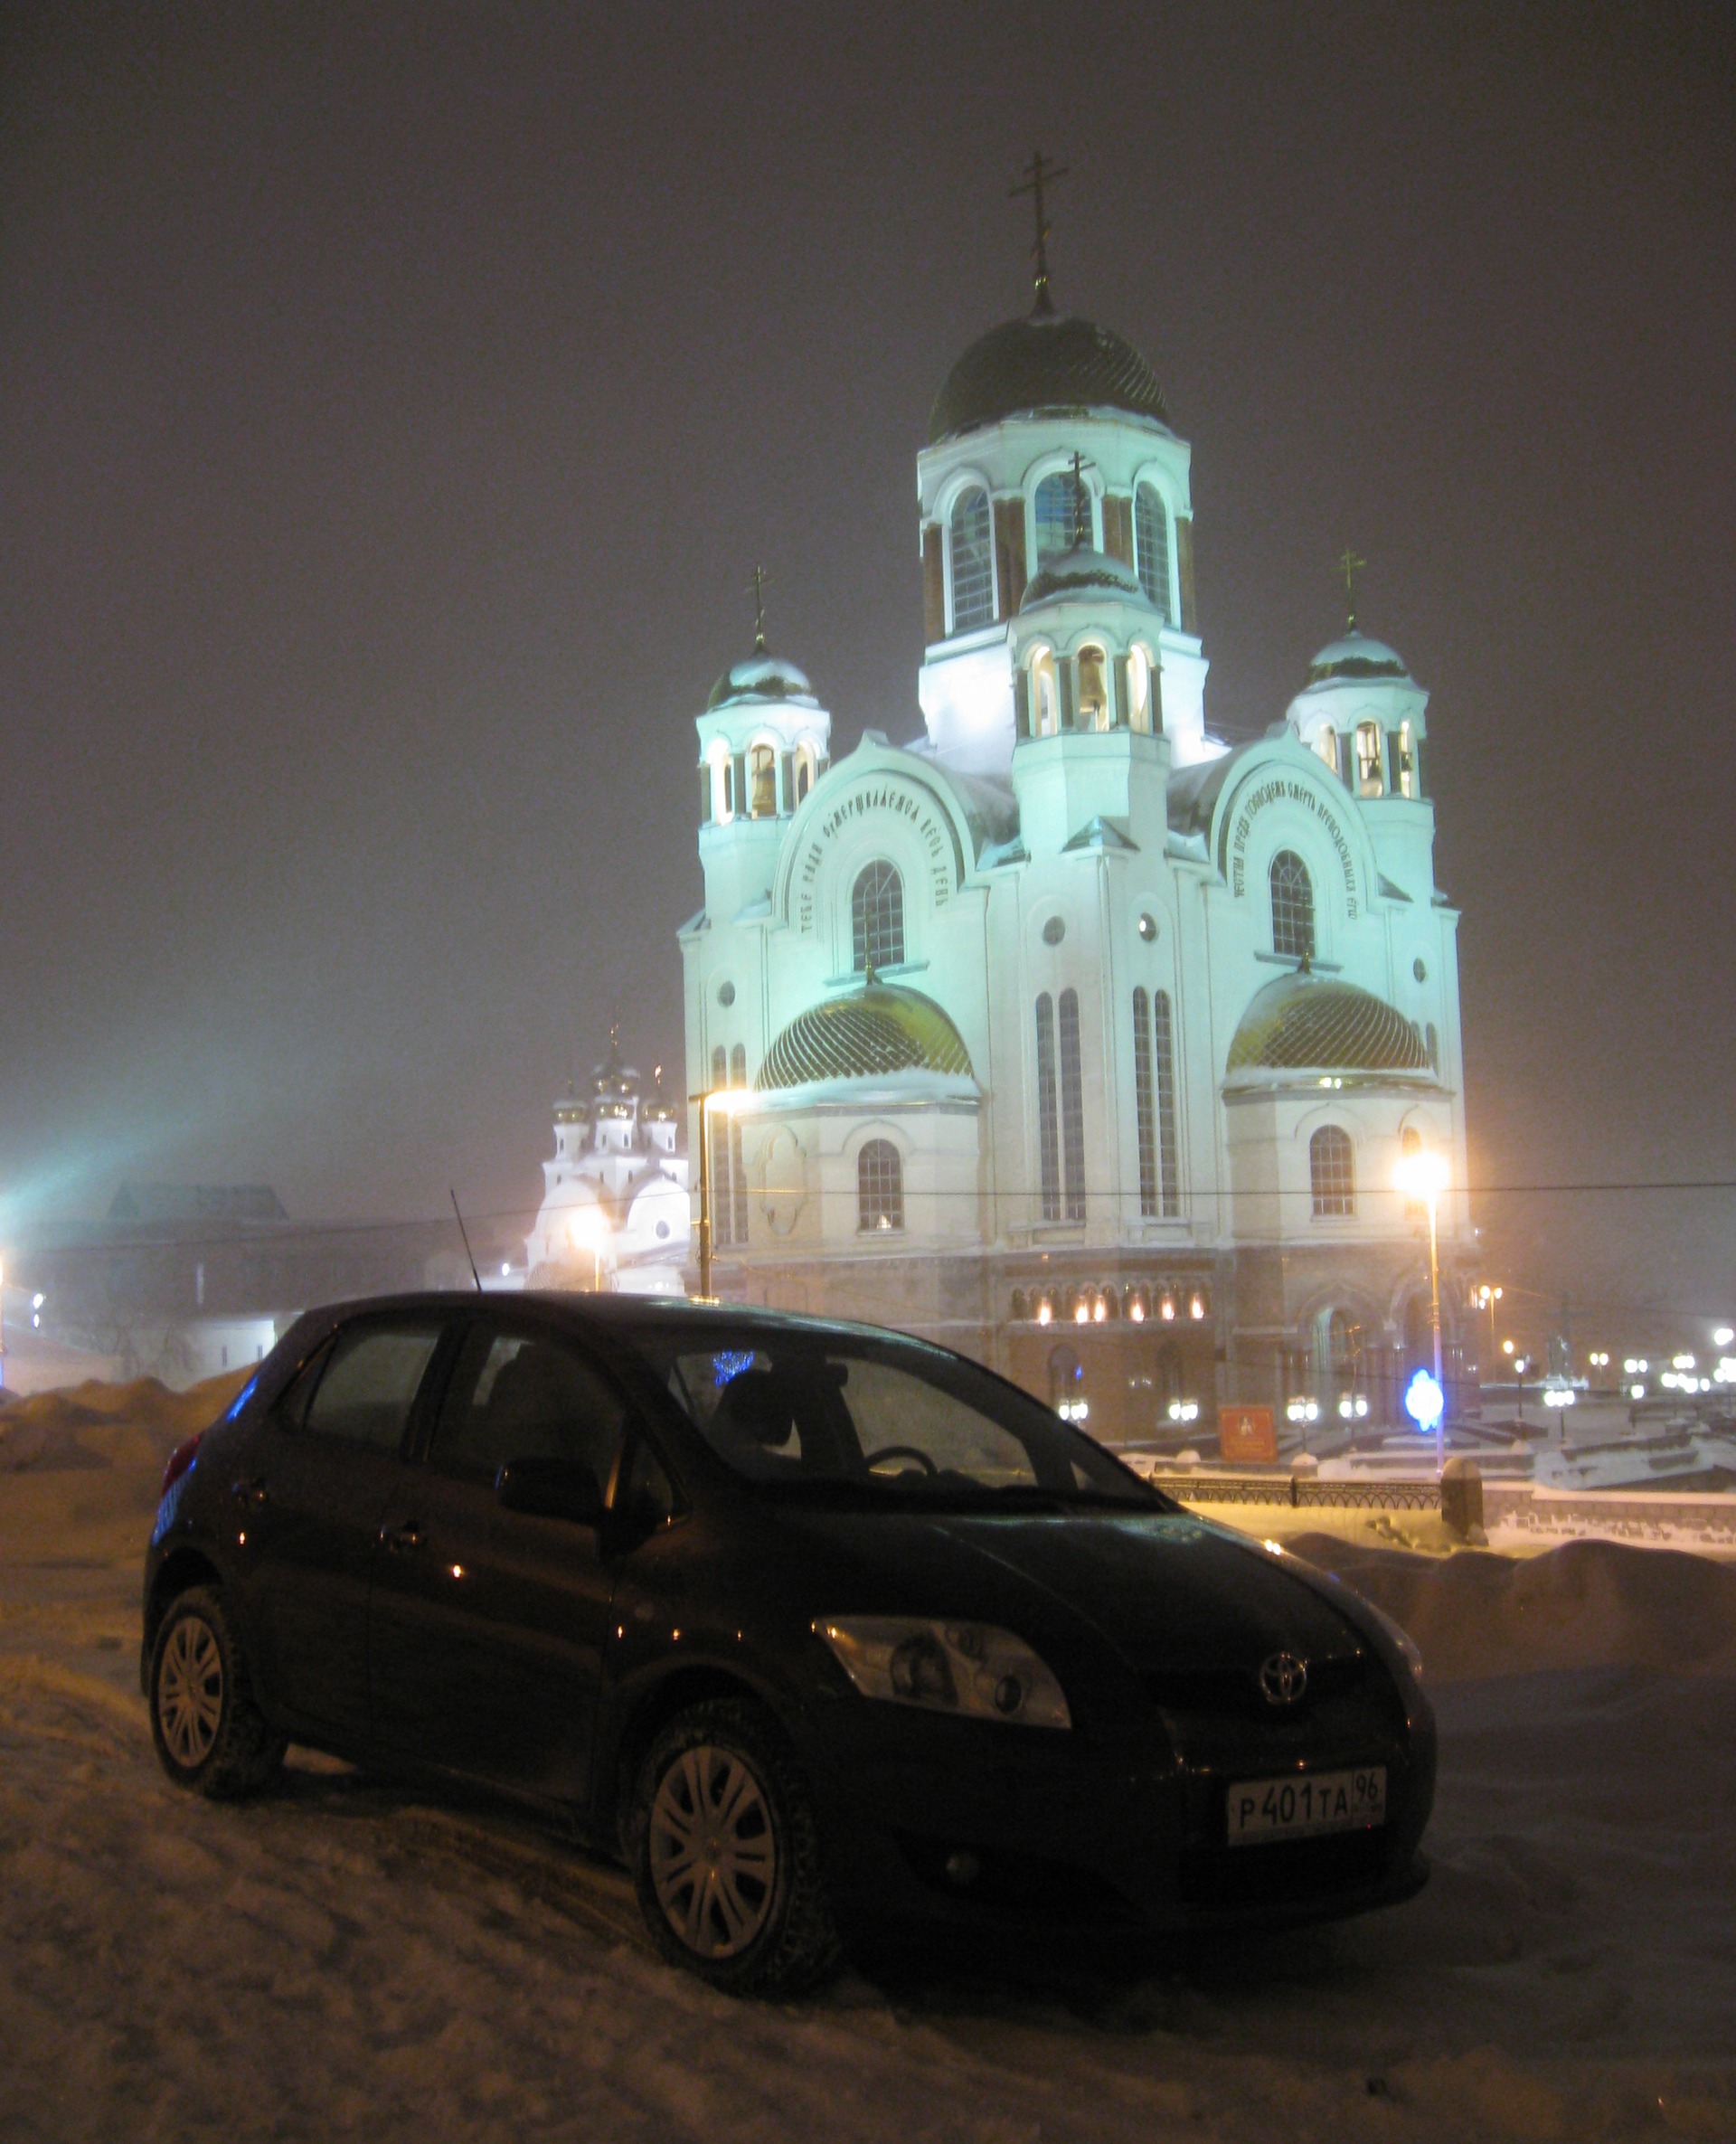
679,228 -> 1470,1443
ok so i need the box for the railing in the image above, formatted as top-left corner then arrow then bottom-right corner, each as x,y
1146,1471 -> 1442,1512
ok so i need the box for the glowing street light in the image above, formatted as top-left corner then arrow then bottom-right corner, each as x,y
1394,1146 -> 1450,1475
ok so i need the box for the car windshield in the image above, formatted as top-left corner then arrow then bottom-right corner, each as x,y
629,1327 -> 1162,1509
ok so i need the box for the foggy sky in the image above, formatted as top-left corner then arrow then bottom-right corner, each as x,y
2,2 -> 1731,1333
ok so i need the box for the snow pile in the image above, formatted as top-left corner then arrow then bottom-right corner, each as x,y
0,1369 -> 247,1476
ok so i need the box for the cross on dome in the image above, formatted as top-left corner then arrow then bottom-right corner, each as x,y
1009,149 -> 1069,316
1337,547 -> 1368,631
749,563 -> 769,654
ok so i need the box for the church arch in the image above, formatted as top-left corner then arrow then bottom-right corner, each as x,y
1269,850 -> 1316,962
1028,647 -> 1060,737
748,741 -> 778,818
1076,643 -> 1110,731
1134,479 -> 1173,622
1029,453 -> 1098,567
852,859 -> 904,973
946,483 -> 995,633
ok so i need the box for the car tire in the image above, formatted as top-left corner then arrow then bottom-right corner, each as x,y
148,1585 -> 286,1799
627,1696 -> 842,1997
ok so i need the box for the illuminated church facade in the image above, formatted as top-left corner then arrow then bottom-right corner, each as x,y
679,240 -> 1469,1442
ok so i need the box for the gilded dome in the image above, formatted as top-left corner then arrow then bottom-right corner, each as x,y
929,314 -> 1169,445
758,985 -> 974,1091
1227,973 -> 1430,1076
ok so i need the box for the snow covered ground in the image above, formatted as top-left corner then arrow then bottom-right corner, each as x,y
3,1380 -> 1733,2142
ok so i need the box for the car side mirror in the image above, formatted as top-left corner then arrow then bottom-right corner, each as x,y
495,1455 -> 604,1527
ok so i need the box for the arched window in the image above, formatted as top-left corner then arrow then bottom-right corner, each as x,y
1152,988 -> 1180,1218
857,1139 -> 903,1233
1269,850 -> 1316,963
749,743 -> 777,818
1396,721 -> 1418,798
712,745 -> 734,822
1058,987 -> 1087,1222
1135,482 -> 1171,621
852,860 -> 904,973
1314,728 -> 1341,779
1127,645 -> 1153,733
1076,644 -> 1109,731
793,742 -> 816,806
1034,993 -> 1061,1222
1034,471 -> 1085,566
1354,722 -> 1385,797
1029,648 -> 1059,737
948,486 -> 995,632
1310,1126 -> 1354,1218
729,1044 -> 749,1245
1132,987 -> 1157,1218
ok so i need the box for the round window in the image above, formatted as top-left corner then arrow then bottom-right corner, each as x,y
1412,958 -> 1427,984
1137,912 -> 1158,942
1042,915 -> 1066,946
717,980 -> 736,1006
655,1220 -> 671,1240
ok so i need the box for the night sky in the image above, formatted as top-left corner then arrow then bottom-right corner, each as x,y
2,4 -> 1731,1333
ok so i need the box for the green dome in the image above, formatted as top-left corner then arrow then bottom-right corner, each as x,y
1227,973 -> 1429,1076
758,985 -> 974,1091
929,314 -> 1169,445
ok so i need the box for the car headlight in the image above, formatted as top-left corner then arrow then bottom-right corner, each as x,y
816,1618 -> 1071,1730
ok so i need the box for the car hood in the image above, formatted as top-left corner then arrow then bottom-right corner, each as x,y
779,1506 -> 1361,1675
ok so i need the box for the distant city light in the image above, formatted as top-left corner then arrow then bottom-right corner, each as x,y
1502,1339 -> 1515,1355
1673,1354 -> 1695,1371
1630,1384 -> 1645,1399
1715,1327 -> 1734,1348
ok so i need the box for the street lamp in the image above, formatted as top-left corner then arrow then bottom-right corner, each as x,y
690,1086 -> 747,1302
1394,1145 -> 1450,1475
1476,1281 -> 1503,1373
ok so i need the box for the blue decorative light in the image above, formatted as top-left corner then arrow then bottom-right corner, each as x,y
1403,1368 -> 1444,1434
712,1350 -> 758,1388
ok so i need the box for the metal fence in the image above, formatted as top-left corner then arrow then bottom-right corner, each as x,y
1148,1472 -> 1442,1512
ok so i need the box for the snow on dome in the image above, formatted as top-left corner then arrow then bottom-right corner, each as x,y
757,983 -> 974,1091
707,653 -> 819,710
929,312 -> 1170,444
1227,970 -> 1430,1076
1306,630 -> 1410,685
1020,544 -> 1147,611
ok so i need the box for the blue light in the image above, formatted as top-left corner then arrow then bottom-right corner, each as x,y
1403,1368 -> 1444,1434
712,1350 -> 758,1388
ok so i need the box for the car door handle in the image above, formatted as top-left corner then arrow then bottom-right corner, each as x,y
379,1518 -> 424,1554
231,1476 -> 269,1510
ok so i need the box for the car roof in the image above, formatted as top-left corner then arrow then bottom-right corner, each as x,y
297,1289 -> 931,1352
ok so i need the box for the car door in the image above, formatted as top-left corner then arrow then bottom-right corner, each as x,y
368,1316 -> 627,1804
231,1314 -> 448,1745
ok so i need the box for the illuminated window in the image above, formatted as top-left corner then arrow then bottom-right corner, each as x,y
749,743 -> 777,818
1035,993 -> 1061,1222
948,486 -> 995,631
1153,989 -> 1180,1218
1127,645 -> 1153,733
1396,720 -> 1418,798
1401,1126 -> 1422,1157
712,746 -> 734,823
794,742 -> 816,806
1134,482 -> 1171,621
1030,648 -> 1059,736
1058,987 -> 1086,1222
1310,1126 -> 1354,1218
857,1139 -> 904,1233
1133,987 -> 1157,1217
1076,644 -> 1109,731
1269,850 -> 1316,962
1315,729 -> 1340,778
1354,722 -> 1385,797
1034,471 -> 1084,566
852,860 -> 904,973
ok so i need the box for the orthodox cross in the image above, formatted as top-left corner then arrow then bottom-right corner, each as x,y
1010,149 -> 1069,316
1337,548 -> 1367,631
1070,450 -> 1093,550
749,563 -> 769,653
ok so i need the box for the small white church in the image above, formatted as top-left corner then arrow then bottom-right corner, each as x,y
679,187 -> 1469,1440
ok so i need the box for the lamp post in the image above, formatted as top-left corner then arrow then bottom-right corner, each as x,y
1477,1282 -> 1503,1379
1395,1147 -> 1450,1475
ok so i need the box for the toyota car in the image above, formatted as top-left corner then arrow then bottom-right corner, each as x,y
143,1294 -> 1434,1994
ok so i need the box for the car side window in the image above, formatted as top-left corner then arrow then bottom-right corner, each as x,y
429,1325 -> 628,1494
301,1324 -> 444,1452
617,1432 -> 681,1534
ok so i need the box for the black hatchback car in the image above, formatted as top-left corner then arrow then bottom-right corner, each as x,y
143,1293 -> 1434,1993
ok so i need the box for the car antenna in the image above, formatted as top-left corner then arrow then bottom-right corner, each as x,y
448,1188 -> 483,1291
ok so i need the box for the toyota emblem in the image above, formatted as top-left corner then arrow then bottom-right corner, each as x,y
1259,1652 -> 1308,1706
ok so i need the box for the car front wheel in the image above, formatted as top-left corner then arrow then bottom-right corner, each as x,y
627,1696 -> 841,1997
148,1585 -> 285,1799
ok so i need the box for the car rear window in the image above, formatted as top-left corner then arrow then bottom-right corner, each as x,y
634,1330 -> 1156,1510
302,1323 -> 443,1452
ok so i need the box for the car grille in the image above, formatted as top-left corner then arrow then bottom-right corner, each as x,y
1142,1653 -> 1369,1720
1178,1826 -> 1392,1908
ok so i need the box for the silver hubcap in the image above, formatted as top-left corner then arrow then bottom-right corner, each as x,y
648,1744 -> 778,1959
157,1616 -> 224,1769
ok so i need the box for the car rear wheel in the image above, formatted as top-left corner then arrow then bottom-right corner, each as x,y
627,1697 -> 841,1997
149,1585 -> 285,1799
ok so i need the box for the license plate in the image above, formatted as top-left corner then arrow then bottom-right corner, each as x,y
1225,1765 -> 1386,1846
